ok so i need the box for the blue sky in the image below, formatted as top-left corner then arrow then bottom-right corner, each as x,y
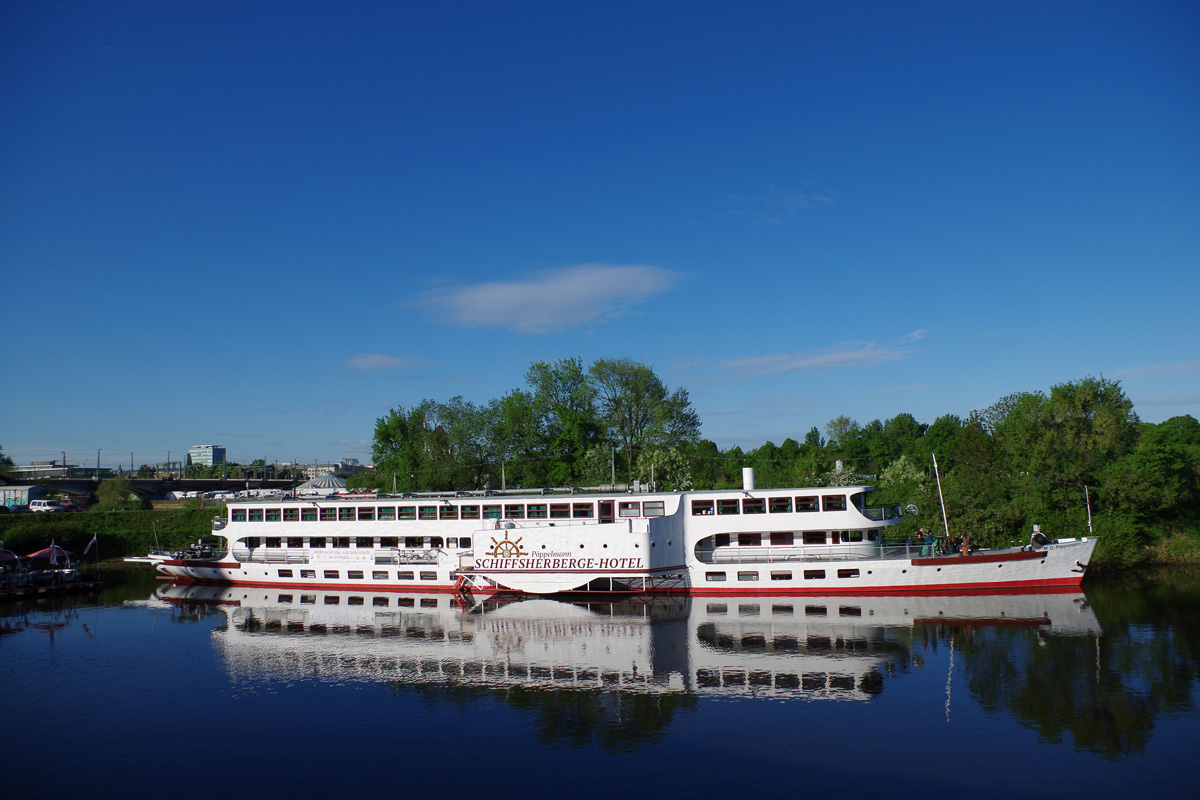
2,1 -> 1197,470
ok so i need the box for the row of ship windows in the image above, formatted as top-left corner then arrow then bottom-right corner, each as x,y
711,530 -> 878,547
706,602 -> 864,617
274,594 -> 441,608
276,569 -> 438,581
706,568 -> 862,581
241,536 -> 471,549
691,495 -> 848,516
231,500 -> 666,524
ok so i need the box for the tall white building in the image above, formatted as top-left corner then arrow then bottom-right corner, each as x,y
188,444 -> 227,467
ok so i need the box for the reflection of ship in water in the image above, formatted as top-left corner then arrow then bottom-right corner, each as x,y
157,583 -> 1101,704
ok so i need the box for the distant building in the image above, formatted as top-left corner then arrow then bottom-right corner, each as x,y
338,458 -> 366,475
188,445 -> 227,467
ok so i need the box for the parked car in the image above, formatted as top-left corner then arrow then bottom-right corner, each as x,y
59,500 -> 85,512
30,500 -> 67,513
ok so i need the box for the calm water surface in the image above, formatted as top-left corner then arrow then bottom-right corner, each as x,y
4,568 -> 1199,800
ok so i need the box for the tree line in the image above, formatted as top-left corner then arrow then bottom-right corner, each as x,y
357,362 -> 1200,567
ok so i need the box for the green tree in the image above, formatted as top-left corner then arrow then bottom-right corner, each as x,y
588,358 -> 700,482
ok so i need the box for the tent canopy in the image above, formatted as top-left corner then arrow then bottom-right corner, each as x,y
27,544 -> 72,559
296,473 -> 347,496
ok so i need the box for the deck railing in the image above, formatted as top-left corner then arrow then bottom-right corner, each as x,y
862,503 -> 904,521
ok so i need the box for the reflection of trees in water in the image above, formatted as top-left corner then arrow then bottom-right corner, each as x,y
390,682 -> 697,751
956,570 -> 1200,759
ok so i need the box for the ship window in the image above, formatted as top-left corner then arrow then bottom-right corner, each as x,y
461,505 -> 480,519
358,507 -> 375,521
770,532 -> 794,546
447,537 -> 458,548
356,537 -> 373,548
803,531 -> 827,545
338,508 -> 355,521
396,597 -> 414,607
714,533 -> 730,547
420,571 -> 437,581
265,509 -> 282,522
430,537 -> 444,548
419,506 -> 437,520
249,509 -> 264,522
397,571 -> 414,580
528,504 -> 548,519
772,605 -> 794,616
803,570 -> 826,580
737,533 -> 762,547
245,537 -> 261,548
301,570 -> 315,579
550,504 -> 570,518
405,537 -> 423,548
737,571 -> 759,581
347,570 -> 364,580
618,502 -> 640,517
300,594 -> 316,604
839,605 -> 862,616
320,508 -> 337,521
373,571 -> 388,580
324,596 -> 339,605
743,498 -> 766,514
599,501 -> 614,521
265,537 -> 281,548
483,505 -> 501,519
287,537 -> 303,548
504,504 -> 525,519
420,598 -> 438,608
707,603 -> 727,614
399,506 -> 416,520
380,537 -> 398,548
868,530 -> 878,541
278,569 -> 293,578
278,594 -> 293,603
796,496 -> 819,512
332,537 -> 350,548
823,495 -> 847,511
323,570 -> 339,579
771,570 -> 792,581
460,537 -> 472,548
309,537 -> 326,548
301,508 -> 317,521
283,508 -> 300,522
573,503 -> 594,518
706,572 -> 727,582
717,499 -> 740,515
378,506 -> 396,520
843,530 -> 863,542
805,605 -> 827,616
643,501 -> 665,517
837,569 -> 861,579
440,505 -> 459,520
691,500 -> 715,516
373,596 -> 389,606
348,596 -> 364,605
769,497 -> 792,513
231,509 -> 247,522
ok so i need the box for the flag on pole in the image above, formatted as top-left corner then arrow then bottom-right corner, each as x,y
50,540 -> 58,565
84,534 -> 98,555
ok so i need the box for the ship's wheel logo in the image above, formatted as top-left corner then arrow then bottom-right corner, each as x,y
487,531 -> 526,558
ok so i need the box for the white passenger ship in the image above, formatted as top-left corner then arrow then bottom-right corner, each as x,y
155,468 -> 1097,596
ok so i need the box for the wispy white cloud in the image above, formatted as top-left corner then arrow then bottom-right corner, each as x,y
717,186 -> 838,224
1132,394 -> 1200,407
871,384 -> 932,394
1114,360 -> 1200,379
421,264 -> 681,334
347,353 -> 414,371
900,329 -> 927,343
721,339 -> 916,378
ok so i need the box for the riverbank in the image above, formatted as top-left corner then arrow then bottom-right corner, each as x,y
0,506 -> 223,558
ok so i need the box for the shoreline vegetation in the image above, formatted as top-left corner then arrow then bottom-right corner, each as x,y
3,369 -> 1197,568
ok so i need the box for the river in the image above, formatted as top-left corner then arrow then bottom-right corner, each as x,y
3,568 -> 1198,799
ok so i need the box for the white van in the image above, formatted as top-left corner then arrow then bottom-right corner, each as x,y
30,500 -> 67,513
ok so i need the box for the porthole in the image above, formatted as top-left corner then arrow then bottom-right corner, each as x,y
579,544 -> 585,549
603,544 -> 608,548
651,541 -> 656,547
901,569 -> 907,573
